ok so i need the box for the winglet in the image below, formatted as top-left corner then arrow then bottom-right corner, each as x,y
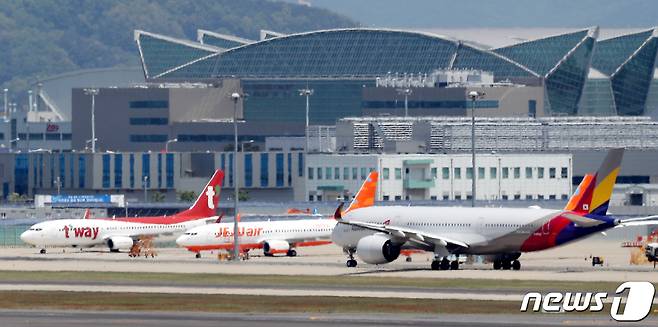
344,171 -> 378,214
215,212 -> 224,224
333,203 -> 344,220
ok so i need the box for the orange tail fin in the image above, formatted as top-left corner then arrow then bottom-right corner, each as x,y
344,171 -> 378,214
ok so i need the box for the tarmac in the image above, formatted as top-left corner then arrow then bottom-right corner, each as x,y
1,236 -> 657,282
1,310 -> 656,327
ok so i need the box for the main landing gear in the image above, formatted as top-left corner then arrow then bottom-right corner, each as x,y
431,256 -> 459,270
195,252 -> 201,259
345,248 -> 357,268
39,248 -> 46,254
286,249 -> 297,257
493,259 -> 521,270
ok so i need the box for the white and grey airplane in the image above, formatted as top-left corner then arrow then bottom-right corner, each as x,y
332,149 -> 658,270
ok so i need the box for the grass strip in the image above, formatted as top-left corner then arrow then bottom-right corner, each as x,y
0,270 -> 640,293
0,290 -> 526,314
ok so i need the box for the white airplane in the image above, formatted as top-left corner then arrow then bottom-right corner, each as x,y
20,169 -> 224,254
332,149 -> 658,270
176,214 -> 336,258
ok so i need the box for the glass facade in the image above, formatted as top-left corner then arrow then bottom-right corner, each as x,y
142,154 -> 150,187
544,37 -> 595,115
102,154 -> 110,188
260,153 -> 268,187
157,154 -> 162,188
137,32 -> 217,78
243,79 -> 372,125
166,153 -> 174,188
129,154 -> 135,188
276,153 -> 284,187
140,27 -> 657,118
244,153 -> 253,187
591,30 -> 658,116
14,154 -> 28,195
165,30 -> 460,79
114,154 -> 122,188
78,155 -> 85,188
59,154 -> 66,189
578,77 -> 616,115
494,30 -> 588,75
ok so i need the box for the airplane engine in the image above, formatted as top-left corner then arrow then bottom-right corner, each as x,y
356,233 -> 401,264
263,240 -> 290,255
106,236 -> 134,251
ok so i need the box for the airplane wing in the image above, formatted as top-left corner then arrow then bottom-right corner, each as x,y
615,215 -> 658,228
337,220 -> 469,249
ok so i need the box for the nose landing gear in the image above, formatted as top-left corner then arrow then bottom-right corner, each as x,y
344,248 -> 357,268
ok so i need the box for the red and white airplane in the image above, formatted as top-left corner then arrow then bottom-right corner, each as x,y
20,169 -> 224,254
175,214 -> 336,258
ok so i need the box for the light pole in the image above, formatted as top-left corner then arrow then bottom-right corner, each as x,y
468,90 -> 484,207
3,88 -> 7,118
397,88 -> 412,117
83,88 -> 99,153
231,92 -> 242,261
84,138 -> 97,152
240,139 -> 254,152
143,175 -> 149,202
298,88 -> 313,153
165,138 -> 178,152
9,137 -> 19,152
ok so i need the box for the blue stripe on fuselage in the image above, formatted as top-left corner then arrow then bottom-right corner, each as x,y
555,214 -> 616,246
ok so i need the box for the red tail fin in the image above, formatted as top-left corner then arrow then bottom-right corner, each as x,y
177,169 -> 224,218
83,209 -> 91,219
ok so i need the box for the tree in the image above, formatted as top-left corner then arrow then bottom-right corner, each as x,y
238,189 -> 250,201
151,191 -> 166,203
177,190 -> 196,202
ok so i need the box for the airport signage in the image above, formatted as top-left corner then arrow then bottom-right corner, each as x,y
51,194 -> 111,204
520,281 -> 655,322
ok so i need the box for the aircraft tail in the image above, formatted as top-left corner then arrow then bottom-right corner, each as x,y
565,149 -> 623,215
178,169 -> 224,218
344,171 -> 378,214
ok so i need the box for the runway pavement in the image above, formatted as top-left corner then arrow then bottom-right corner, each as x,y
1,309 -> 656,327
0,279 -> 524,301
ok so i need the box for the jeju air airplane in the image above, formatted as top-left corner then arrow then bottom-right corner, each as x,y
332,149 -> 658,270
20,169 -> 224,254
176,213 -> 336,259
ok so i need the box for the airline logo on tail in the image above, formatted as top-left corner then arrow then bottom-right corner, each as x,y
564,149 -> 623,215
180,169 -> 224,218
206,186 -> 216,209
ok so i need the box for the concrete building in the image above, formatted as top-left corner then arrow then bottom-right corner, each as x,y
303,153 -> 571,202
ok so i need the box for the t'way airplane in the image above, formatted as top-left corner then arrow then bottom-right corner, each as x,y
332,149 -> 658,270
20,169 -> 224,254
176,214 -> 336,258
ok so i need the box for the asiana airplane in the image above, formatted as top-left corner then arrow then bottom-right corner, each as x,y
332,149 -> 658,270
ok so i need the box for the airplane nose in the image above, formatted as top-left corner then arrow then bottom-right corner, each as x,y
20,231 -> 33,244
175,235 -> 188,247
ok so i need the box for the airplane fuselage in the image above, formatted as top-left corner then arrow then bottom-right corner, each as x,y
21,217 -> 212,248
176,219 -> 337,253
332,206 -> 617,255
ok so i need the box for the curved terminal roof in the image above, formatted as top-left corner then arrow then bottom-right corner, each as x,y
158,28 -> 539,81
134,27 -> 658,116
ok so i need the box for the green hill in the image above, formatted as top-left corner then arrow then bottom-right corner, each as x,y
0,0 -> 357,96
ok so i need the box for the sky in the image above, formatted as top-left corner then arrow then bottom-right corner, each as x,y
291,0 -> 658,28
